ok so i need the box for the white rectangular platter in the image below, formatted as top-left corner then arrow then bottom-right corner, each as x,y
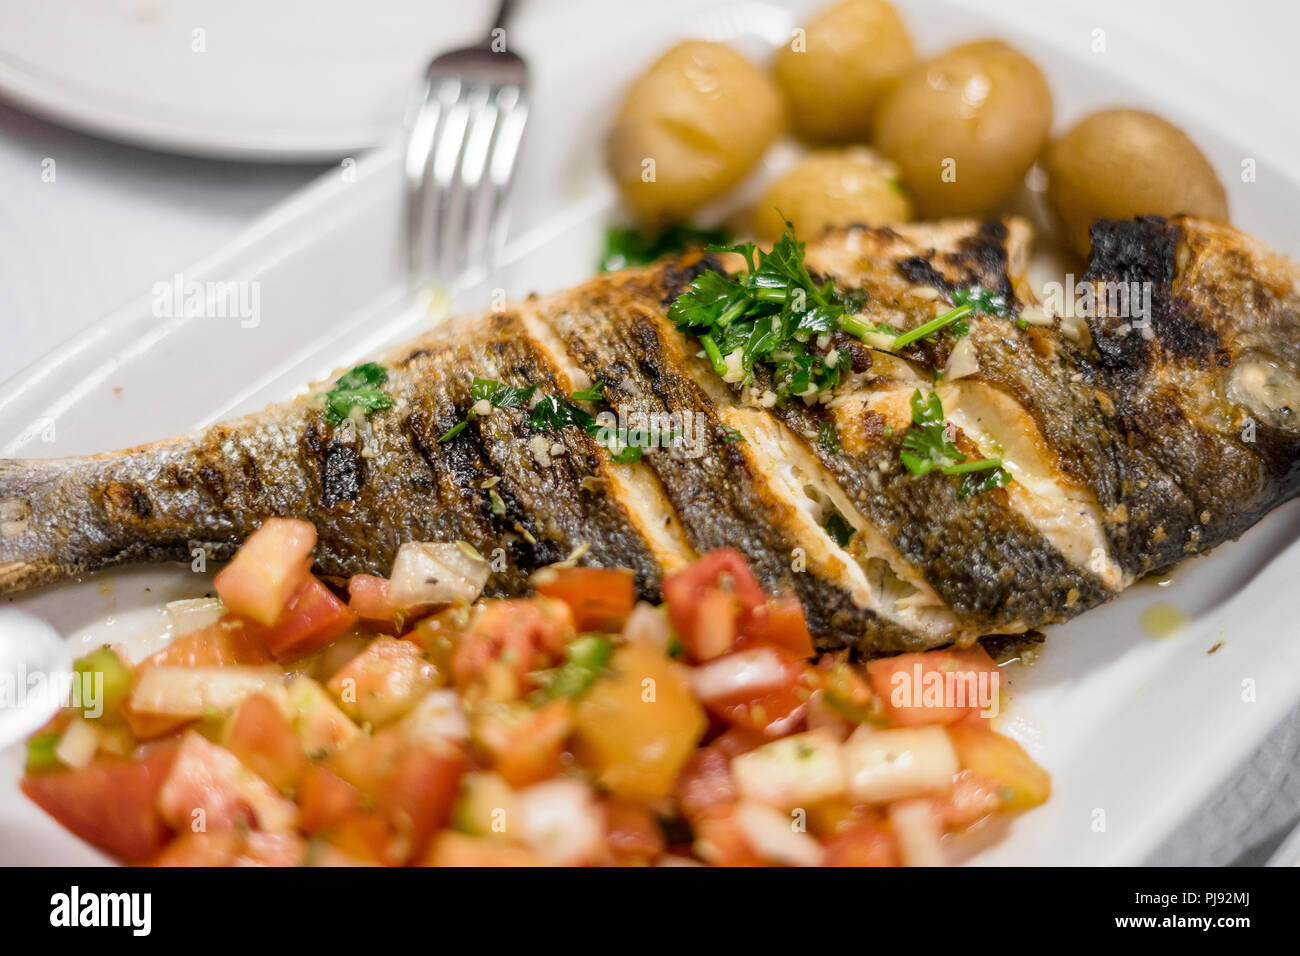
2,0 -> 1299,865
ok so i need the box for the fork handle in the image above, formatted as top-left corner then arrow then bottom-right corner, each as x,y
489,0 -> 517,37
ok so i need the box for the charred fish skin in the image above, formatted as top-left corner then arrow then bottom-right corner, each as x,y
1079,215 -> 1300,561
0,310 -> 665,599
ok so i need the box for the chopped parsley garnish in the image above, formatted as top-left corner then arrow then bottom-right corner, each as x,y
898,389 -> 1012,499
472,377 -> 536,409
818,420 -> 840,454
571,383 -> 604,402
720,426 -> 745,443
668,224 -> 876,402
441,377 -> 663,465
825,511 -> 854,547
890,285 -> 1011,350
323,362 -> 393,425
600,224 -> 730,272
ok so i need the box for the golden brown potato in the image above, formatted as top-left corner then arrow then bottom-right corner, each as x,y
872,40 -> 1052,218
754,148 -> 912,241
1044,108 -> 1229,256
607,41 -> 783,226
772,0 -> 915,144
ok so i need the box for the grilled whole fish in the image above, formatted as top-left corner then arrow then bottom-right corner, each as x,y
3,215 -> 1299,655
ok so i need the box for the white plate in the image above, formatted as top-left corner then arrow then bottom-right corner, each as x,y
2,0 -> 1299,865
0,0 -> 602,160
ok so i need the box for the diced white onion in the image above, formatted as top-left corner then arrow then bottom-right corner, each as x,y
888,798 -> 947,867
166,597 -> 224,636
690,648 -> 787,703
732,729 -> 846,808
387,541 -> 490,609
130,665 -> 282,717
402,689 -> 469,743
518,779 -> 604,866
53,719 -> 100,769
622,601 -> 672,651
842,725 -> 959,804
733,801 -> 824,867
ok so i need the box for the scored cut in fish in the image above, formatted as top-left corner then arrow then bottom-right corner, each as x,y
3,214 -> 1299,656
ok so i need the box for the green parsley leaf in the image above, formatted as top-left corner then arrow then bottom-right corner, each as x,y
600,224 -> 730,272
898,389 -> 1010,498
825,511 -> 854,547
571,383 -> 604,401
818,420 -> 841,454
323,362 -> 393,425
720,426 -> 745,443
472,377 -> 537,409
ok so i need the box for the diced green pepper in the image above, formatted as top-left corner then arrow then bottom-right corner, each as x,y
25,731 -> 62,772
535,635 -> 614,700
72,645 -> 134,720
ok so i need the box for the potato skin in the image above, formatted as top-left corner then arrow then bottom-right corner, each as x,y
773,0 -> 915,144
754,148 -> 912,241
1045,108 -> 1229,256
607,41 -> 783,226
872,40 -> 1052,218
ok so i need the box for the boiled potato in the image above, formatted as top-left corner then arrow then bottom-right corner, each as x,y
607,41 -> 783,226
872,40 -> 1052,218
1044,108 -> 1228,257
754,147 -> 912,241
772,0 -> 915,144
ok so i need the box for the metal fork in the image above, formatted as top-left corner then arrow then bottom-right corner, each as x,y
404,0 -> 529,285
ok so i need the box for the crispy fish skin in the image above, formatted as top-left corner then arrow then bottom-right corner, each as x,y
0,310 -> 664,599
3,215 -> 1300,657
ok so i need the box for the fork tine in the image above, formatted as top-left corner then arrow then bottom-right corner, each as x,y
427,80 -> 474,280
453,84 -> 506,278
403,79 -> 445,278
476,83 -> 529,274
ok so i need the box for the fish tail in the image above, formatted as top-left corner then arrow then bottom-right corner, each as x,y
0,454 -> 200,595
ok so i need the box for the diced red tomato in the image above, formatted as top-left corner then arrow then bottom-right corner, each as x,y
239,575 -> 357,661
297,764 -> 360,835
21,742 -> 177,863
153,829 -> 307,867
346,573 -> 428,635
452,598 -> 574,695
661,548 -> 765,661
153,831 -> 241,866
740,595 -> 815,658
213,517 -> 317,625
223,693 -> 305,793
822,820 -> 901,867
692,807 -> 764,866
326,636 -> 437,726
327,810 -> 394,863
603,799 -> 665,863
675,747 -> 735,822
122,621 -> 271,739
157,731 -> 297,833
534,566 -> 637,633
692,643 -> 818,736
473,699 -> 574,788
327,728 -> 466,863
865,646 -> 1001,727
933,769 -> 1002,828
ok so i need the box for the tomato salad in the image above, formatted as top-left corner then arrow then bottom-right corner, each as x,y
22,518 -> 1048,866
